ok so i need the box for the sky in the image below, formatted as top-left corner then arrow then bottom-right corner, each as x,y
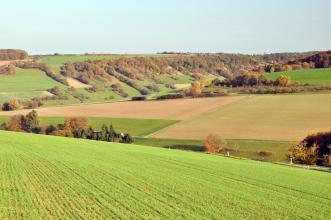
1,0 -> 330,54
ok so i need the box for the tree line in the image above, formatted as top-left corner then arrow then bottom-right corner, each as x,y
0,49 -> 28,60
213,72 -> 292,87
0,110 -> 133,144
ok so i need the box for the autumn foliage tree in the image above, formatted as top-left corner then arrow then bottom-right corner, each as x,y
204,134 -> 225,153
7,115 -> 25,131
185,80 -> 204,97
274,75 -> 291,87
6,111 -> 41,133
63,117 -> 91,137
288,131 -> 331,167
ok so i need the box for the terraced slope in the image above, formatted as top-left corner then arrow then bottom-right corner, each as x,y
0,131 -> 330,219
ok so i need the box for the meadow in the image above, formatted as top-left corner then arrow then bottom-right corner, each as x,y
0,68 -> 66,102
0,130 -> 329,219
153,93 -> 331,141
266,68 -> 331,85
0,68 -> 64,93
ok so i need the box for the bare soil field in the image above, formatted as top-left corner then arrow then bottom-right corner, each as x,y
0,96 -> 244,120
66,77 -> 92,88
174,83 -> 191,89
152,94 -> 331,141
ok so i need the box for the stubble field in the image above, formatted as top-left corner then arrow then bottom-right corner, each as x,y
153,93 -> 331,141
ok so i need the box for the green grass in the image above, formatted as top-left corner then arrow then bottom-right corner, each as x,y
0,91 -> 48,103
0,68 -> 67,102
266,68 -> 331,85
159,74 -> 195,84
0,116 -> 178,136
40,55 -> 123,65
0,131 -> 329,219
135,138 -> 295,162
154,93 -> 331,141
0,68 -> 65,93
39,54 -> 168,65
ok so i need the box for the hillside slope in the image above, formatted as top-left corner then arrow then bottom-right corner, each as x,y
266,68 -> 331,85
0,131 -> 330,219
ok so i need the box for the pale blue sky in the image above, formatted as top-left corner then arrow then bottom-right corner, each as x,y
1,0 -> 330,54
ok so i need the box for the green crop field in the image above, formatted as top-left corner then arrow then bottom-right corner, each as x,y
0,116 -> 178,136
0,131 -> 329,219
153,93 -> 331,141
266,68 -> 331,85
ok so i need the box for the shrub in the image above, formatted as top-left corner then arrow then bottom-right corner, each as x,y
131,96 -> 147,101
48,86 -> 62,96
146,83 -> 160,92
157,93 -> 185,100
274,75 -> 291,87
111,83 -> 129,97
2,99 -> 21,111
25,98 -> 43,109
7,115 -> 25,131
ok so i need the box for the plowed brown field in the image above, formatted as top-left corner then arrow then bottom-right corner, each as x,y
0,96 -> 244,120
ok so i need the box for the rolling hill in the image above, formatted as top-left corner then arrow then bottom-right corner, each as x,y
0,131 -> 330,219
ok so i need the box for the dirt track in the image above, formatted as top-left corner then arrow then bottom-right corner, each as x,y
0,96 -> 245,120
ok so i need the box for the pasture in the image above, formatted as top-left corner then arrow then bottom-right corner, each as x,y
0,68 -> 65,102
0,68 -> 64,93
266,68 -> 331,85
0,131 -> 329,219
153,93 -> 331,141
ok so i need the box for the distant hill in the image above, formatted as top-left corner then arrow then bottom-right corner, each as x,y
289,50 -> 331,68
264,50 -> 331,72
0,49 -> 28,61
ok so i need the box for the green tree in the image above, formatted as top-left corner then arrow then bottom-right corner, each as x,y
23,110 -> 40,132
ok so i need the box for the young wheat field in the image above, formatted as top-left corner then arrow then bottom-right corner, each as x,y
0,131 -> 329,219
